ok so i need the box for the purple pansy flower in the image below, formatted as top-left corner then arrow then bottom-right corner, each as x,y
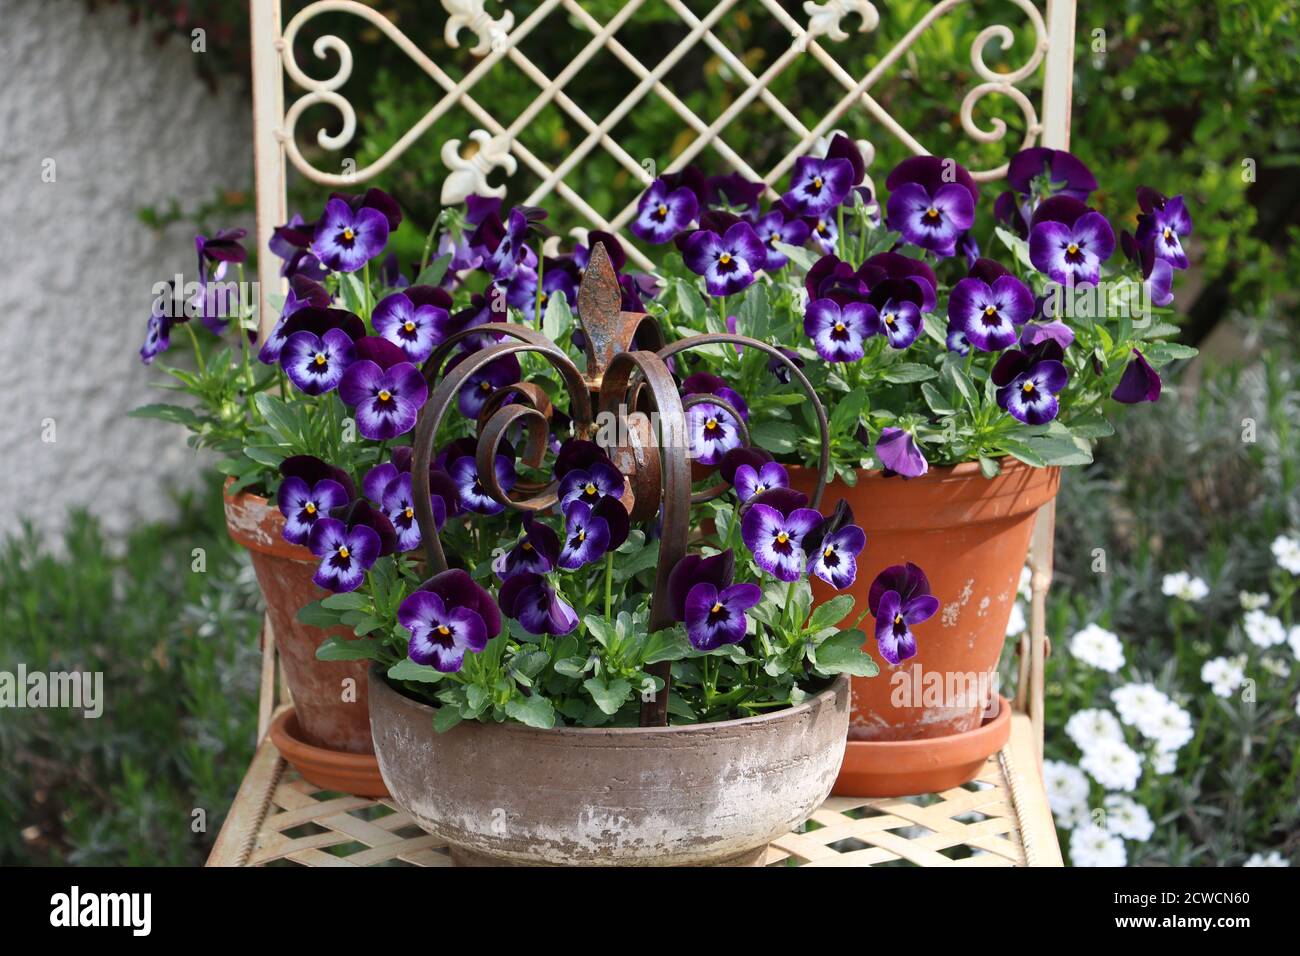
1007,147 -> 1097,204
378,473 -> 428,553
1121,231 -> 1175,308
259,276 -> 331,364
741,489 -> 823,582
418,567 -> 502,637
666,550 -> 735,622
484,208 -> 538,280
450,351 -> 522,420
558,461 -> 624,509
806,501 -> 866,590
498,572 -> 578,637
494,514 -> 561,579
558,500 -> 611,570
876,427 -> 928,478
631,178 -> 700,244
767,346 -> 805,384
804,298 -> 876,363
683,222 -> 766,297
372,290 -> 447,364
1019,320 -> 1075,350
337,338 -> 428,441
682,372 -> 749,421
449,453 -> 517,515
992,342 -> 1070,424
1134,188 -> 1193,271
734,461 -> 788,502
753,208 -> 811,271
1111,348 -> 1162,405
884,157 -> 978,257
1028,197 -> 1115,286
866,297 -> 922,350
685,401 -> 744,467
782,155 -> 853,217
948,260 -> 1035,352
859,252 -> 938,314
805,213 -> 838,255
140,306 -> 170,365
307,518 -> 380,592
312,197 -> 390,273
869,563 -> 940,665
277,476 -> 349,546
684,582 -> 762,651
398,590 -> 488,673
282,327 -> 356,395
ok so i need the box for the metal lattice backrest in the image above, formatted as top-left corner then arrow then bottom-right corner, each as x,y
247,0 -> 1077,755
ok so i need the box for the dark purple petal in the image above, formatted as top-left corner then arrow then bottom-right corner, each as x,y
1111,348 -> 1162,404
666,550 -> 735,622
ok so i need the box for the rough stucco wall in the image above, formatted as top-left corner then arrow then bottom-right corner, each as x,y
0,0 -> 252,542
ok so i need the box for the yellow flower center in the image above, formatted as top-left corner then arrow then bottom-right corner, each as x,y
342,227 -> 355,241
776,532 -> 789,544
834,321 -> 845,332
924,207 -> 939,220
403,320 -> 415,332
812,176 -> 823,190
705,417 -> 719,431
338,546 -> 350,559
719,253 -> 732,265
1022,381 -> 1036,394
1163,227 -> 1173,240
584,482 -> 597,495
824,545 -> 834,558
894,613 -> 903,625
304,502 -> 316,515
437,625 -> 450,636
657,204 -> 668,216
984,305 -> 997,316
522,541 -> 533,551
884,313 -> 896,326
754,484 -> 766,494
314,353 -> 327,366
1067,242 -> 1079,255
770,233 -> 781,243
378,389 -> 392,402
711,602 -> 723,613
817,222 -> 828,234
404,507 -> 414,519
577,529 -> 586,542
480,381 -> 491,391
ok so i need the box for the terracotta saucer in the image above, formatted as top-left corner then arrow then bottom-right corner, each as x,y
268,708 -> 389,798
832,694 -> 1012,797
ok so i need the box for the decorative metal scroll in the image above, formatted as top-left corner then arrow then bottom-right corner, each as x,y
276,0 -> 1052,268
407,243 -> 832,726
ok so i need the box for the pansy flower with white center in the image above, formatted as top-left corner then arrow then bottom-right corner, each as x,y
803,298 -> 876,363
447,350 -> 522,420
782,155 -> 853,217
682,221 -> 765,297
665,550 -> 736,623
337,338 -> 428,441
140,311 -> 170,365
277,476 -> 349,546
805,213 -> 839,255
866,297 -> 922,350
398,590 -> 488,673
753,208 -> 810,272
448,454 -> 517,516
741,488 -> 823,583
312,197 -> 390,273
1135,187 -> 1193,270
558,500 -> 612,571
494,514 -> 561,580
947,259 -> 1035,352
809,524 -> 866,590
259,275 -> 331,365
733,461 -> 789,503
684,581 -> 762,651
1027,196 -> 1116,286
685,401 -> 743,467
308,518 -> 381,593
371,288 -> 450,364
992,341 -> 1069,425
497,571 -> 579,637
558,461 -> 624,509
630,178 -> 699,244
884,157 -> 979,258
278,307 -> 365,395
868,562 -> 940,665
378,473 -> 428,553
682,372 -> 750,422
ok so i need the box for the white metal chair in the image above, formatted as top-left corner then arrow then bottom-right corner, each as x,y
210,0 -> 1074,867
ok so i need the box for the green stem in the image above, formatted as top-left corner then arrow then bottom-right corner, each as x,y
604,551 -> 615,620
837,204 -> 846,260
362,261 -> 373,324
185,322 -> 206,375
783,578 -> 799,638
419,220 -> 439,275
535,240 -> 546,330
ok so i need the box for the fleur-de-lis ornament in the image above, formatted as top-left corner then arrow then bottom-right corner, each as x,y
410,243 -> 831,725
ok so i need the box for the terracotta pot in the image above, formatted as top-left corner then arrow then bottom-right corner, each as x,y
788,458 -> 1058,745
268,708 -> 388,797
222,481 -> 374,755
370,666 -> 851,866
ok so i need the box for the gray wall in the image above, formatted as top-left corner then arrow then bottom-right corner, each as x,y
1,0 -> 252,541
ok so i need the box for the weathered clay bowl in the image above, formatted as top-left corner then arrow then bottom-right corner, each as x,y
369,666 -> 850,866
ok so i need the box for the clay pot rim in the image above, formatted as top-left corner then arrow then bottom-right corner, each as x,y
843,694 -> 1012,770
787,454 -> 1051,485
371,663 -> 849,738
222,474 -> 271,507
268,707 -> 389,796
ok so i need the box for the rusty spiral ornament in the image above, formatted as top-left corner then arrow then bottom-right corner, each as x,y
408,242 -> 832,726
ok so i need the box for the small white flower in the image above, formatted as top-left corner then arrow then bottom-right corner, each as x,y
1243,850 -> 1291,867
1262,656 -> 1291,679
1104,795 -> 1155,842
1161,571 -> 1209,602
1239,590 -> 1271,611
1271,534 -> 1300,575
1054,801 -> 1091,830
1288,625 -> 1300,660
1069,623 -> 1126,672
1201,656 -> 1246,698
1136,700 -> 1194,752
1006,601 -> 1027,637
1111,683 -> 1169,726
1066,708 -> 1125,753
1018,565 -> 1033,601
1080,738 -> 1143,792
1149,749 -> 1178,774
1070,824 -> 1127,867
1043,759 -> 1090,822
1243,609 -> 1287,648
